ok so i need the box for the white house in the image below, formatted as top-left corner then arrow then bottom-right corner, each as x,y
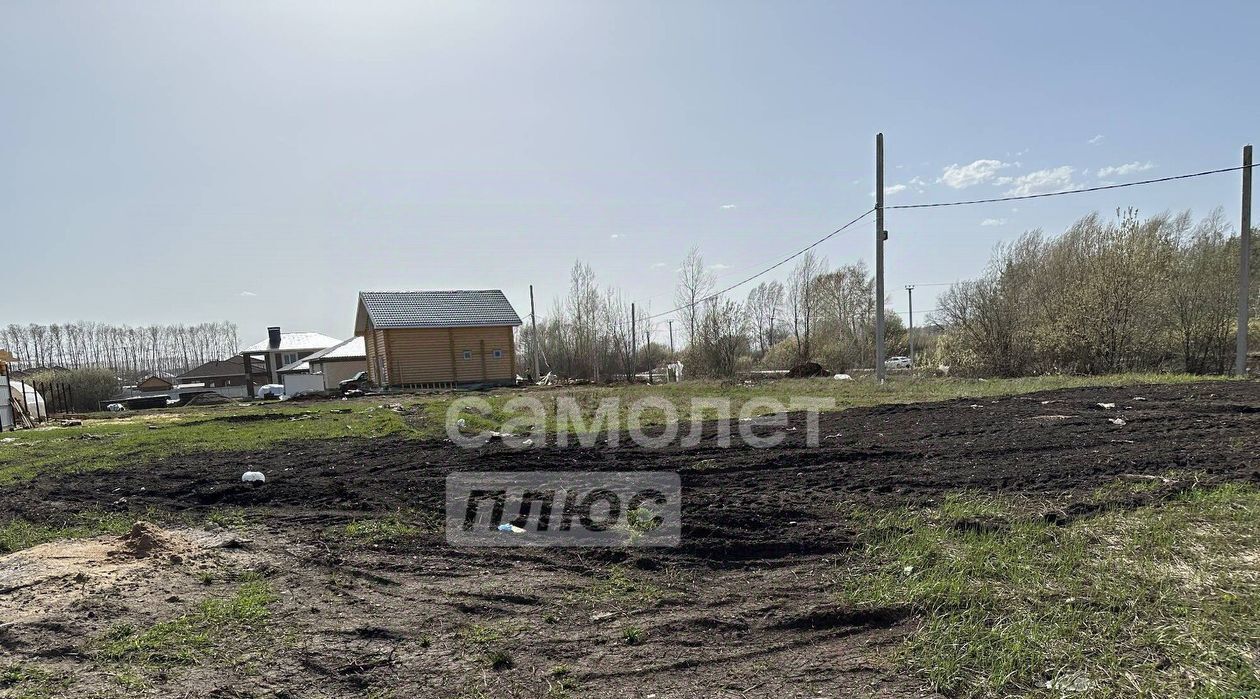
279,336 -> 368,395
241,327 -> 340,390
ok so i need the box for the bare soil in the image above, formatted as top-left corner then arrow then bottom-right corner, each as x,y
0,381 -> 1256,698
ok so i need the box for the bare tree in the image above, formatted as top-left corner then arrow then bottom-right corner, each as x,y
674,247 -> 714,348
786,251 -> 825,361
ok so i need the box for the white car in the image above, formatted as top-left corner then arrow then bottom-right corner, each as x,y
884,356 -> 912,370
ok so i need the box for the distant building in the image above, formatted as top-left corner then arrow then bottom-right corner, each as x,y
354,290 -> 521,388
278,336 -> 368,394
178,357 -> 267,390
136,375 -> 174,392
240,327 -> 340,388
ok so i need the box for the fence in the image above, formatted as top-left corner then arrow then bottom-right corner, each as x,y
13,381 -> 75,425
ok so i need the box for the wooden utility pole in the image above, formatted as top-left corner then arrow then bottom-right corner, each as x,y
1237,145 -> 1253,376
529,285 -> 540,380
630,303 -> 637,383
905,285 -> 915,369
667,320 -> 675,356
875,133 -> 887,382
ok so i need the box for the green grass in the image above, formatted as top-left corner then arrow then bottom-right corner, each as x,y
834,484 -> 1260,698
97,580 -> 276,666
0,403 -> 409,483
0,663 -> 71,699
577,566 -> 667,609
418,372 -> 1225,442
0,511 -> 134,554
0,373 -> 1222,484
330,511 -> 439,545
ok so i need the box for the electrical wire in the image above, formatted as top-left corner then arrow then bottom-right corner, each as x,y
644,207 -> 876,321
887,163 -> 1257,210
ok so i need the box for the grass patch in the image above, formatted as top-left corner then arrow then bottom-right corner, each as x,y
834,484 -> 1260,697
97,580 -> 276,666
0,511 -> 134,554
0,663 -> 71,699
0,373 -> 1222,485
577,566 -> 666,609
0,403 -> 409,484
331,511 -> 438,545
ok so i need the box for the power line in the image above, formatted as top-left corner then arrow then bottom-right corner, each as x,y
644,207 -> 876,322
887,163 -> 1258,210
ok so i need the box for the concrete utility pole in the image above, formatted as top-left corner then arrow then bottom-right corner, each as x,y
905,285 -> 915,369
630,302 -> 637,383
668,320 -> 675,356
529,285 -> 540,380
875,133 -> 887,382
1237,145 -> 1253,376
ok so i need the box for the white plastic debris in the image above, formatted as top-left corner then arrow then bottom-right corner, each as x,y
1044,673 -> 1094,692
833,373 -> 852,381
456,418 -> 467,428
497,523 -> 525,533
521,438 -> 534,447
106,403 -> 126,412
241,471 -> 266,483
1097,402 -> 1116,410
1109,418 -> 1127,426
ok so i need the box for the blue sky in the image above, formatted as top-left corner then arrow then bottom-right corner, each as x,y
3,1 -> 1256,344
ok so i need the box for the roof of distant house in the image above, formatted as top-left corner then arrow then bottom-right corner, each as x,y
241,331 -> 341,353
356,290 -> 522,331
178,357 -> 267,380
277,359 -> 310,374
305,336 -> 366,363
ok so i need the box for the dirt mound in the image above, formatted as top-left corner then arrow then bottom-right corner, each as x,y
118,520 -> 183,558
786,361 -> 828,378
184,392 -> 232,407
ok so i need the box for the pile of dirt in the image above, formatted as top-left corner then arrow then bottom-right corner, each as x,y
183,392 -> 233,407
786,361 -> 828,378
118,520 -> 185,559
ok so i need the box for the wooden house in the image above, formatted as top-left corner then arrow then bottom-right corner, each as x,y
354,290 -> 521,388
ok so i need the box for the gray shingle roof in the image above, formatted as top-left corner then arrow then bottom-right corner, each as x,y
358,290 -> 522,329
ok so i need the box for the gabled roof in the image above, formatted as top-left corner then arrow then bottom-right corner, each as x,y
305,336 -> 366,363
179,357 -> 267,380
356,290 -> 522,332
277,359 -> 310,374
242,332 -> 341,353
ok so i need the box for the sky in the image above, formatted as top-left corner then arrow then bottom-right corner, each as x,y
3,0 -> 1257,346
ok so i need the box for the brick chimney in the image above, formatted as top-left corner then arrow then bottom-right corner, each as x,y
267,326 -> 282,349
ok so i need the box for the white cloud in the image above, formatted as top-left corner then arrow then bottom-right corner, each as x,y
980,218 -> 1007,226
884,184 -> 907,196
239,291 -> 257,297
1095,161 -> 1155,178
720,203 -> 737,209
1003,166 -> 1076,196
707,263 -> 732,271
1088,134 -> 1105,145
650,262 -> 667,270
939,159 -> 1012,189
609,233 -> 622,239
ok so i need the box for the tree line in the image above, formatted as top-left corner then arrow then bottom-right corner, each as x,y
936,208 -> 1256,376
3,321 -> 240,381
520,247 -> 911,380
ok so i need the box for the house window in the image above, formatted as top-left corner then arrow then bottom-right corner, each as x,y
282,353 -> 299,365
492,349 -> 503,359
462,350 -> 472,360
